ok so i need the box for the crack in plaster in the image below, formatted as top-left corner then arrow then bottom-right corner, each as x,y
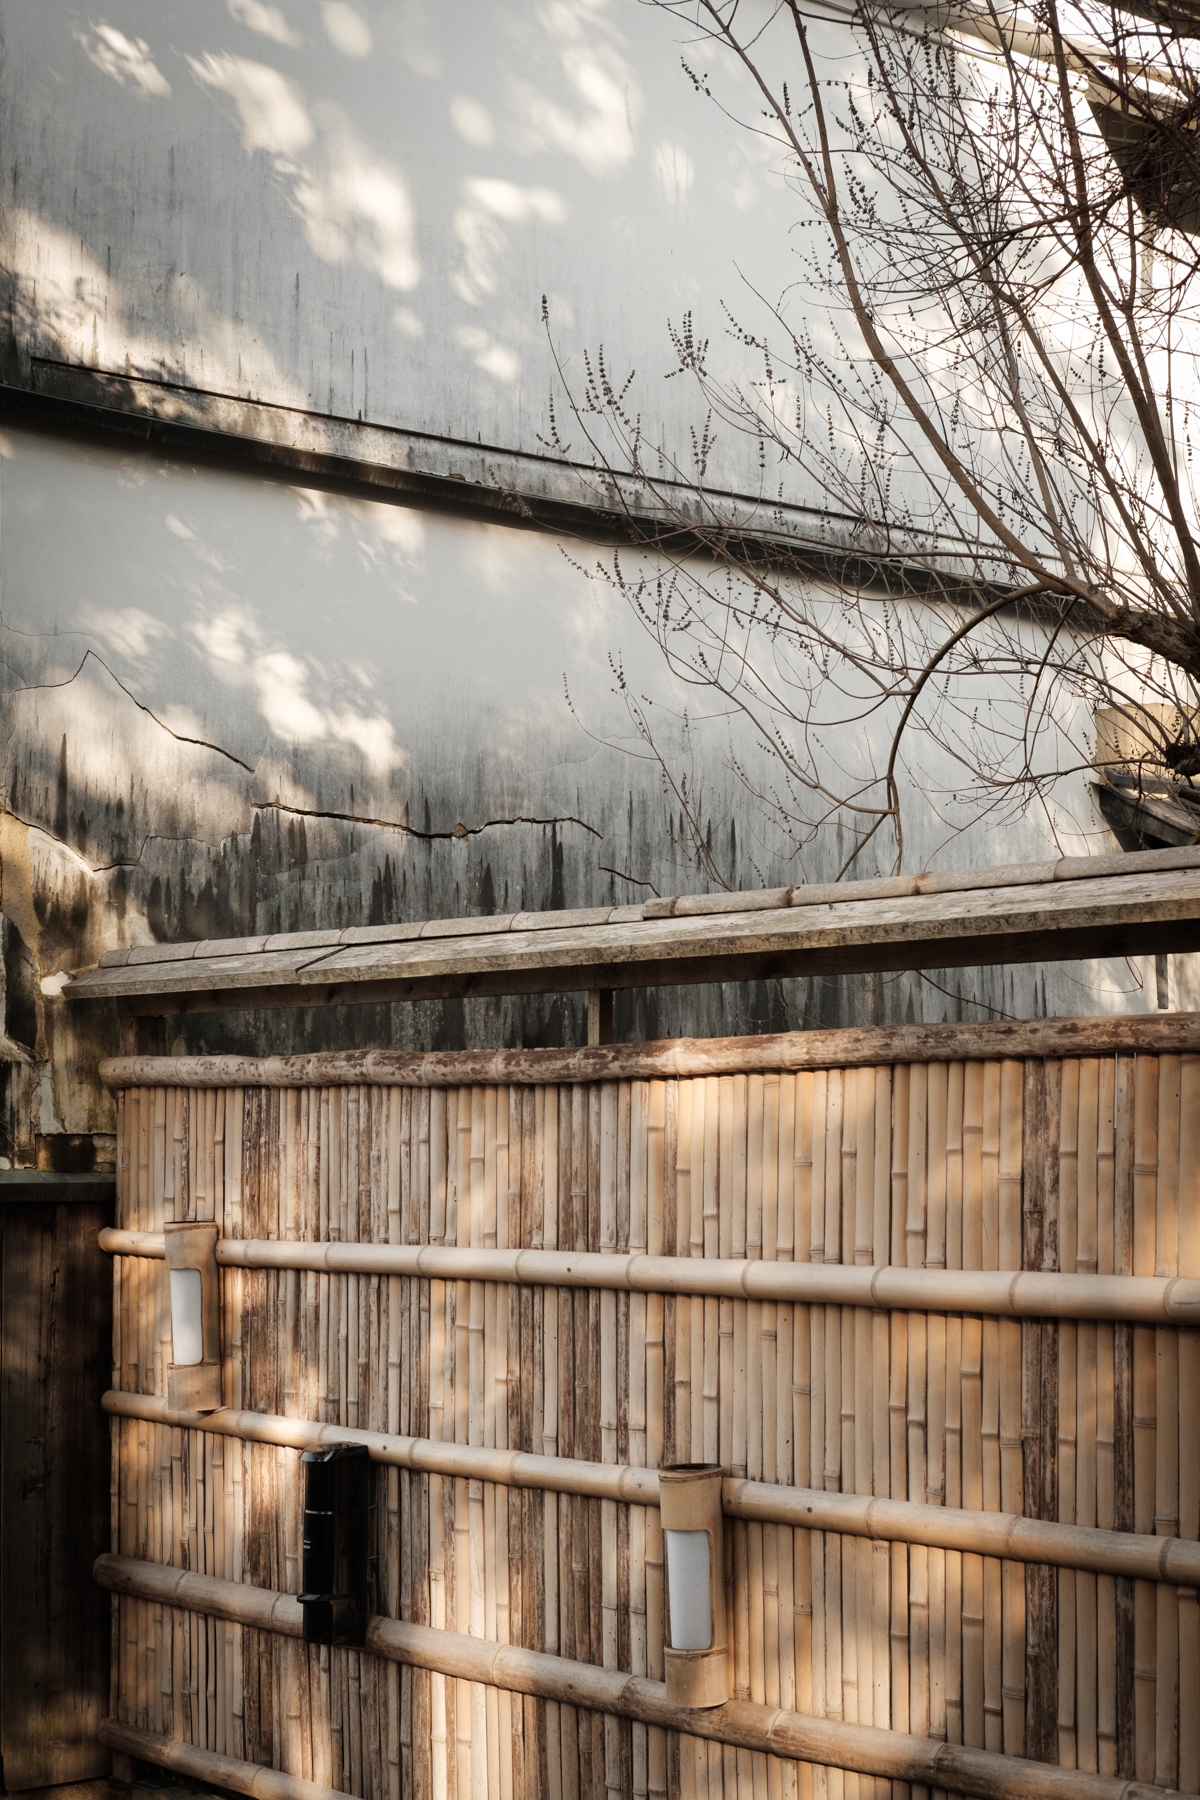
252,798 -> 603,841
7,650 -> 604,848
598,862 -> 660,894
8,648 -> 262,772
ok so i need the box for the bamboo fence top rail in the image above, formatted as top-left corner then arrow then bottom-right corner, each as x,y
99,1011 -> 1200,1090
64,842 -> 1200,1014
100,1391 -> 1200,1588
97,1226 -> 1200,1323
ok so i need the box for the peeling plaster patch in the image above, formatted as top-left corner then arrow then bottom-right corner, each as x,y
0,810 -> 45,989
39,971 -> 70,999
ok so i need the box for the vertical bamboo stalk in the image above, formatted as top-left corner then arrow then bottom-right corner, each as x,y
1177,1053 -> 1200,1796
1154,1056 -> 1180,1794
904,1065 -> 928,1800
960,1062 -> 984,1756
733,1067 -> 752,1800
629,1080 -> 650,1800
1132,1056 -> 1158,1783
744,1073 -> 770,1800
1074,1061 -> 1100,1777
775,1070 -> 798,1800
1094,1058 -> 1117,1780
428,1087 -> 449,1800
923,1062 -> 946,1800
996,1061 -> 1024,1765
600,1080 -> 622,1800
943,1063 -> 964,1761
978,1064 -> 1002,1759
1058,1060 -> 1080,1772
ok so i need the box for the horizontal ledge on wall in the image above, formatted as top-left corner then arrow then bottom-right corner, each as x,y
97,1013 -> 1200,1089
10,363 -> 904,584
102,1392 -> 1200,1586
94,1558 -> 1184,1799
97,1229 -> 1200,1324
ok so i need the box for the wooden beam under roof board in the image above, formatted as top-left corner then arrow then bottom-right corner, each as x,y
60,846 -> 1200,1019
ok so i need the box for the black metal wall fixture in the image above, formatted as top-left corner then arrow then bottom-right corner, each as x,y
298,1444 -> 373,1647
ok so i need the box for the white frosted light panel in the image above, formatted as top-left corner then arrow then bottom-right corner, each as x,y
169,1268 -> 204,1366
665,1529 -> 713,1650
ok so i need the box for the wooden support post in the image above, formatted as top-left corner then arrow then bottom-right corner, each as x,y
587,990 -> 614,1047
117,1006 -> 168,1059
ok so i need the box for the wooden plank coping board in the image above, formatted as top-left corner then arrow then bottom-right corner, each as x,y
96,1011 -> 1200,1087
59,848 -> 1200,1014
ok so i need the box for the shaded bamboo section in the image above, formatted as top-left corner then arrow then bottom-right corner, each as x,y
109,1050 -> 1200,1797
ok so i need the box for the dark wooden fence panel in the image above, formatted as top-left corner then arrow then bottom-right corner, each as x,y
1,1180 -> 114,1792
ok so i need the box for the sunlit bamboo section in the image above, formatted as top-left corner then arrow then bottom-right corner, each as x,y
106,1042 -> 1200,1797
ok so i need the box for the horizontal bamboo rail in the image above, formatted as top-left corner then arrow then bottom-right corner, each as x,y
104,1390 -> 1200,1586
99,1227 -> 1200,1323
94,1555 -> 1181,1799
99,1720 -> 342,1800
100,1011 -> 1200,1088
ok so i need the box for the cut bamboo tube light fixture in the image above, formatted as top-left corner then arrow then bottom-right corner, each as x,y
659,1464 -> 729,1707
94,1555 -> 1190,1799
101,1389 -> 1200,1588
99,1228 -> 1200,1323
163,1221 -> 222,1412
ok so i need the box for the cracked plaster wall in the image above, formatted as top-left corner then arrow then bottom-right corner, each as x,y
0,422 -> 1178,1169
0,1 -> 1184,1168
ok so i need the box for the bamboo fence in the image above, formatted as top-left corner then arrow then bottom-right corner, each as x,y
106,1045 -> 1200,1798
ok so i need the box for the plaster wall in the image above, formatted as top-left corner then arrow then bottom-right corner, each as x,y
0,0 -> 827,499
0,423 -> 1177,1169
0,1 -> 1186,1172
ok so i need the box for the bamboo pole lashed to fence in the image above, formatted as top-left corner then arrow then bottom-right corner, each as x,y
98,1230 -> 1200,1323
95,1558 -> 1192,1800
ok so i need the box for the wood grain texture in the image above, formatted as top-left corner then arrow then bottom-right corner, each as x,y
2,1198 -> 115,1789
100,1014 -> 1200,1090
67,859 -> 1200,1014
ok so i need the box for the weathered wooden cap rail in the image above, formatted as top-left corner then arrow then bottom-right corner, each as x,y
98,1011 -> 1200,1088
60,843 -> 1200,1016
